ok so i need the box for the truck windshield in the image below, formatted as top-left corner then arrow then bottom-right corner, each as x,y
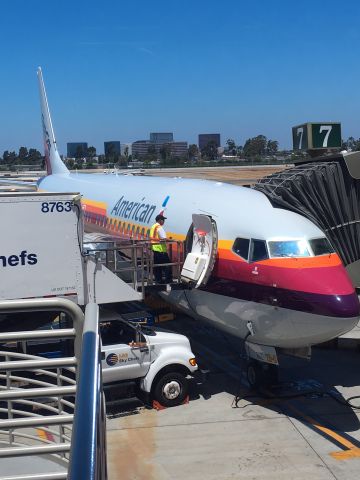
268,240 -> 310,258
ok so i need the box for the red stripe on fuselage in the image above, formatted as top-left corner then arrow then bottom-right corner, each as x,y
216,256 -> 354,296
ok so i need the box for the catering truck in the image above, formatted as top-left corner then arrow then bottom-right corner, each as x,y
0,191 -> 141,304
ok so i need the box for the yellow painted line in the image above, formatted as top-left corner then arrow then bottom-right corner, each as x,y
285,402 -> 359,460
331,448 -> 360,460
260,388 -> 360,461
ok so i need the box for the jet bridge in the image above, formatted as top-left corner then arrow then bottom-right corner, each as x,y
254,151 -> 360,287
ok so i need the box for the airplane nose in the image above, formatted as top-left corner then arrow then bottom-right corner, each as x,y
325,292 -> 360,318
278,289 -> 360,318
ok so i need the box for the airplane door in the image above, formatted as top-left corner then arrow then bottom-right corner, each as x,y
181,214 -> 218,288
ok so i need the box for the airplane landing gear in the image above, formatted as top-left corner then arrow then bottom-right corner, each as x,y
246,360 -> 279,389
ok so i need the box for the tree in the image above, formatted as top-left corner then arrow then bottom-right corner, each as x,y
75,145 -> 86,160
3,151 -> 17,164
27,149 -> 42,164
159,143 -> 172,163
243,135 -> 268,158
66,158 -> 75,169
266,140 -> 279,155
87,146 -> 97,162
343,137 -> 360,151
188,144 -> 198,161
201,141 -> 218,160
226,138 -> 237,155
18,147 -> 29,163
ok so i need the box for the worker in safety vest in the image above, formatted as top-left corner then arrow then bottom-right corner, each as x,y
150,214 -> 172,283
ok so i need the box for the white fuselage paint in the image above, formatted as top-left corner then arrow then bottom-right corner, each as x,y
37,172 -> 359,349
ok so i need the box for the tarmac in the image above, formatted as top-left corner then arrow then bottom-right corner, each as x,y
106,314 -> 360,480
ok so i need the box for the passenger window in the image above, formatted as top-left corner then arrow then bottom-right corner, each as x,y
232,238 -> 250,260
250,239 -> 269,262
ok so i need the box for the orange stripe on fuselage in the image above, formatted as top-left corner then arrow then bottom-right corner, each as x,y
82,198 -> 107,216
218,247 -> 342,268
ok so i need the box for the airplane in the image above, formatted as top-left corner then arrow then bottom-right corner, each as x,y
33,66 -> 360,383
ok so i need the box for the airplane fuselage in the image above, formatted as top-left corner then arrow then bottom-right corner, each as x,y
38,172 -> 360,349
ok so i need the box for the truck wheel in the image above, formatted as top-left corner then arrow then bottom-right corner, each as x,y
153,372 -> 188,407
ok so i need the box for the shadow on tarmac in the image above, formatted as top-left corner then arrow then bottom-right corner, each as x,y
163,314 -> 360,438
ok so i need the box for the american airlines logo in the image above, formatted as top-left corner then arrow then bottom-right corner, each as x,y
0,250 -> 38,267
110,195 -> 157,224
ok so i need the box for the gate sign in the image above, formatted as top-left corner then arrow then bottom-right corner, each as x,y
292,122 -> 342,151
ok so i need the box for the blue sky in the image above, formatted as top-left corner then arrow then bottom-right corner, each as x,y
1,0 -> 359,155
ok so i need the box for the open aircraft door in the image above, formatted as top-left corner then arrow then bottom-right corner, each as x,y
181,214 -> 218,288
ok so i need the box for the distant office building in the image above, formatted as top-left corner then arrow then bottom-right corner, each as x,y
198,134 -> 221,150
150,132 -> 173,144
104,141 -> 121,157
67,142 -> 88,158
132,140 -> 188,158
132,140 -> 154,157
168,142 -> 188,157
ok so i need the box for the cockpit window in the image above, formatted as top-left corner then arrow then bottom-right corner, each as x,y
232,238 -> 250,260
268,240 -> 310,258
250,239 -> 269,262
309,237 -> 335,256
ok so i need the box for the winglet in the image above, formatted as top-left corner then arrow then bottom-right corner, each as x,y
37,67 -> 69,175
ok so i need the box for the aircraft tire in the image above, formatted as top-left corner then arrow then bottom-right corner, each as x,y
247,361 -> 278,389
246,361 -> 263,389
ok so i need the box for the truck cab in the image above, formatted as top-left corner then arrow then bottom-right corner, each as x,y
100,317 -> 198,407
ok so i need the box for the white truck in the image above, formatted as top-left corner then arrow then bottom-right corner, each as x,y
100,315 -> 198,407
0,191 -> 198,407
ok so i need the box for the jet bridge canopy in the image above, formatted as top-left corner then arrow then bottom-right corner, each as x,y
254,153 -> 360,287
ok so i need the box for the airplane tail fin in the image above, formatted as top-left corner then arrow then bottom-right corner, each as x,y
37,67 -> 69,175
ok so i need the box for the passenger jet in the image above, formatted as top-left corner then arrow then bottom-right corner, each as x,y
33,67 -> 360,371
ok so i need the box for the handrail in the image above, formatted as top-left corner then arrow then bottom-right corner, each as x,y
0,298 -> 84,480
0,415 -> 73,429
0,298 -> 84,358
0,329 -> 76,342
83,237 -> 185,290
0,297 -> 107,479
68,302 -> 107,480
0,357 -> 76,371
0,474 -> 66,480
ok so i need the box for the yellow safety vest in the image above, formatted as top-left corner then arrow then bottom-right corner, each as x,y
150,223 -> 167,253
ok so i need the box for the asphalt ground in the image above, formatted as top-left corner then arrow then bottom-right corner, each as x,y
106,313 -> 360,480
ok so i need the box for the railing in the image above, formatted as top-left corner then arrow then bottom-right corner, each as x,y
0,298 -> 107,480
83,238 -> 185,295
68,303 -> 107,480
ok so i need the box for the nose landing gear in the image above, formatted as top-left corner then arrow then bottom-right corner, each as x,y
246,360 -> 279,389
